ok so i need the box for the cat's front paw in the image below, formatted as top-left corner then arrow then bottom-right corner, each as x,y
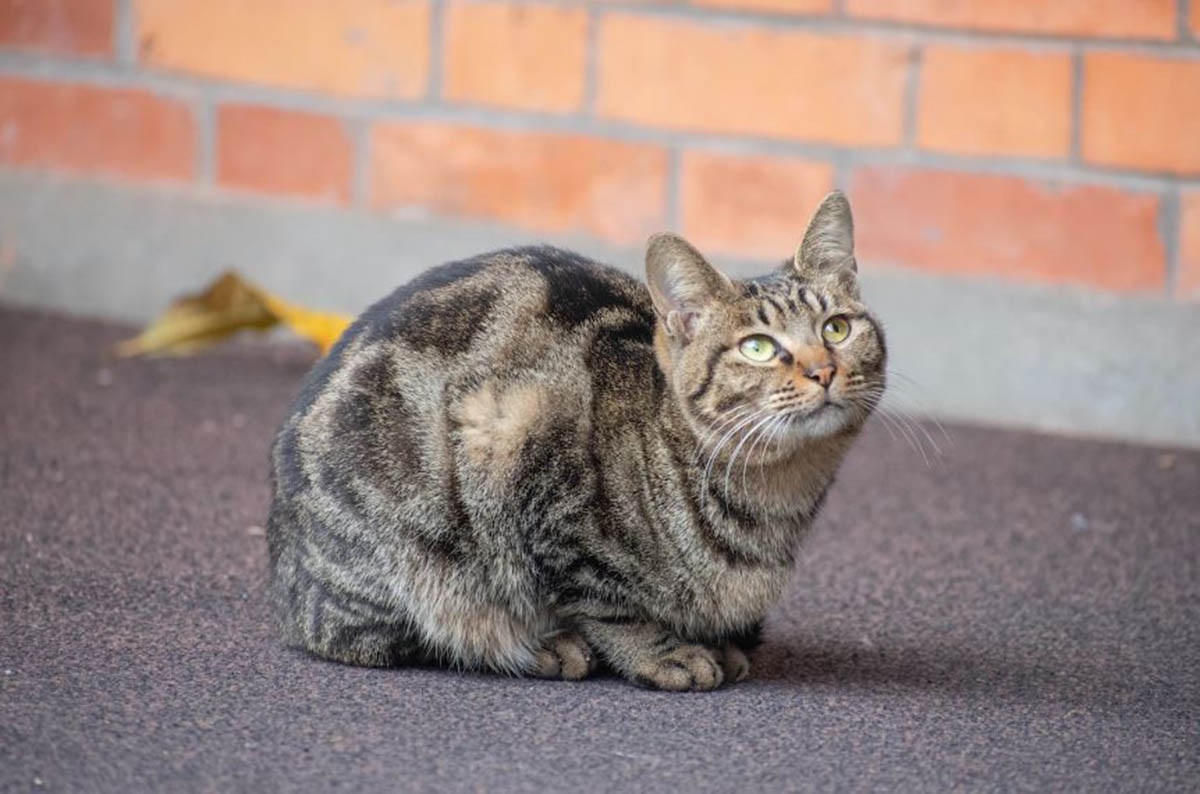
530,632 -> 596,681
633,644 -> 726,692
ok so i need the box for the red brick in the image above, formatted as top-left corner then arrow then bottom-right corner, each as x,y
1192,1 -> 1200,38
690,0 -> 832,14
136,0 -> 430,99
0,0 -> 113,56
1180,192 -> 1200,300
679,150 -> 834,260
917,44 -> 1071,159
443,2 -> 588,113
1082,53 -> 1200,175
849,167 -> 1165,293
217,106 -> 352,204
596,14 -> 908,146
0,77 -> 194,182
846,0 -> 1176,40
369,123 -> 668,244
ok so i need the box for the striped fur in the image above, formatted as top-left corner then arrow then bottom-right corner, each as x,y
266,192 -> 886,690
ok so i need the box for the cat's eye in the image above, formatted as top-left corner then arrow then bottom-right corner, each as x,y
738,335 -> 778,362
821,316 -> 851,344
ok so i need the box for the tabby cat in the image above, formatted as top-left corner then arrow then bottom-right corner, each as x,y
266,191 -> 886,690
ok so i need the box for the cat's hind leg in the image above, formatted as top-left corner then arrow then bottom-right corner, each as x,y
320,619 -> 427,668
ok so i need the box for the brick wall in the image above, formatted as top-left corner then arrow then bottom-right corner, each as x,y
2,0 -> 1199,298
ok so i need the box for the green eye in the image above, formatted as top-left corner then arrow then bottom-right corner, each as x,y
821,316 -> 851,344
738,335 -> 777,362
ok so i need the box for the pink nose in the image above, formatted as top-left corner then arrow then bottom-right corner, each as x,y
804,364 -> 836,388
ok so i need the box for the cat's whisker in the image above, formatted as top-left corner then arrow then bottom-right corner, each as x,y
743,412 -> 787,494
700,408 -> 772,505
877,407 -> 933,466
689,407 -> 747,461
690,405 -> 757,465
883,369 -> 953,447
844,385 -> 933,465
866,385 -> 944,462
890,406 -> 944,459
722,413 -> 778,503
760,414 -> 789,488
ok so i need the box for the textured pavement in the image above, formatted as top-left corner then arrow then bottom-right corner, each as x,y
2,304 -> 1198,792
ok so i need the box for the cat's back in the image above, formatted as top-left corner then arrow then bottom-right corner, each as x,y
271,247 -> 658,511
280,246 -> 651,418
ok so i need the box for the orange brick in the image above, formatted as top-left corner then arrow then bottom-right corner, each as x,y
0,77 -> 194,182
1193,1 -> 1200,38
443,2 -> 587,113
0,0 -> 113,56
849,167 -> 1165,293
596,14 -> 908,146
1082,53 -> 1200,175
136,0 -> 430,99
1180,192 -> 1200,299
217,106 -> 352,204
690,0 -> 832,14
369,123 -> 667,244
917,44 -> 1071,159
846,0 -> 1176,39
679,150 -> 834,260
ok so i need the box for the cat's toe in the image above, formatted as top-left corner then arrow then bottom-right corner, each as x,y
635,645 -> 725,692
531,648 -> 562,678
553,632 -> 596,680
717,644 -> 750,683
531,632 -> 595,681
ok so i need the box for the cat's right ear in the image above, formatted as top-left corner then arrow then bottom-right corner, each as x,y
646,233 -> 732,342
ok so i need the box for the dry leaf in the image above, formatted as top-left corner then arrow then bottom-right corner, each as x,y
118,271 -> 351,357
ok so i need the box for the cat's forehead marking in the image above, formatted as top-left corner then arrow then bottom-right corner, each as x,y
741,274 -> 830,328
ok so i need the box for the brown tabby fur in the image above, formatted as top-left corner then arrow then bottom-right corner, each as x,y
266,191 -> 886,690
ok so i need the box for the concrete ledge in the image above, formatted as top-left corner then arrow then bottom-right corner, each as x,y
1,171 -> 1197,447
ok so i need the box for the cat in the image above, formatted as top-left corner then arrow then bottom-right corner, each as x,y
266,191 -> 886,691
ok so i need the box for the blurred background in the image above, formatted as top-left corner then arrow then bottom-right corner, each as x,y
1,0 -> 1197,445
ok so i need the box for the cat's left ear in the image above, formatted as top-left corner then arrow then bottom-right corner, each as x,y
794,190 -> 857,283
646,233 -> 733,341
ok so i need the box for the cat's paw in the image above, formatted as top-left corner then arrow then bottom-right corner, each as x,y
530,632 -> 596,681
633,644 -> 725,692
715,644 -> 751,683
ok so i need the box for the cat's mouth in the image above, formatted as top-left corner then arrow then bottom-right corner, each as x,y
773,398 -> 851,438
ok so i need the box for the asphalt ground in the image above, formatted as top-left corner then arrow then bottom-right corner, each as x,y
2,305 -> 1197,792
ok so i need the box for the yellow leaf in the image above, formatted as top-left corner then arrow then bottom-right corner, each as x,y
118,271 -> 352,357
258,293 -> 352,355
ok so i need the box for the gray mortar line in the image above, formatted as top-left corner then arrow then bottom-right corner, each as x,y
583,3 -> 601,116
349,116 -> 372,209
1160,187 -> 1182,298
194,98 -> 216,188
901,42 -> 923,150
557,2 -> 1200,54
1069,47 -> 1084,165
427,0 -> 447,102
114,0 -> 137,69
665,147 -> 682,230
831,150 -> 854,193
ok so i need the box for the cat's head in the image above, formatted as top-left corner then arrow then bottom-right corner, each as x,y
647,191 -> 886,447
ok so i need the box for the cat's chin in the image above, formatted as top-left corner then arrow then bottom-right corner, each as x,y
778,402 -> 856,442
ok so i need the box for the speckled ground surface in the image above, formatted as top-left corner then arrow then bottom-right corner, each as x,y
2,304 -> 1198,793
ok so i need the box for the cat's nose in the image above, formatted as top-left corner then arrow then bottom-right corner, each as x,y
804,363 -> 836,388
